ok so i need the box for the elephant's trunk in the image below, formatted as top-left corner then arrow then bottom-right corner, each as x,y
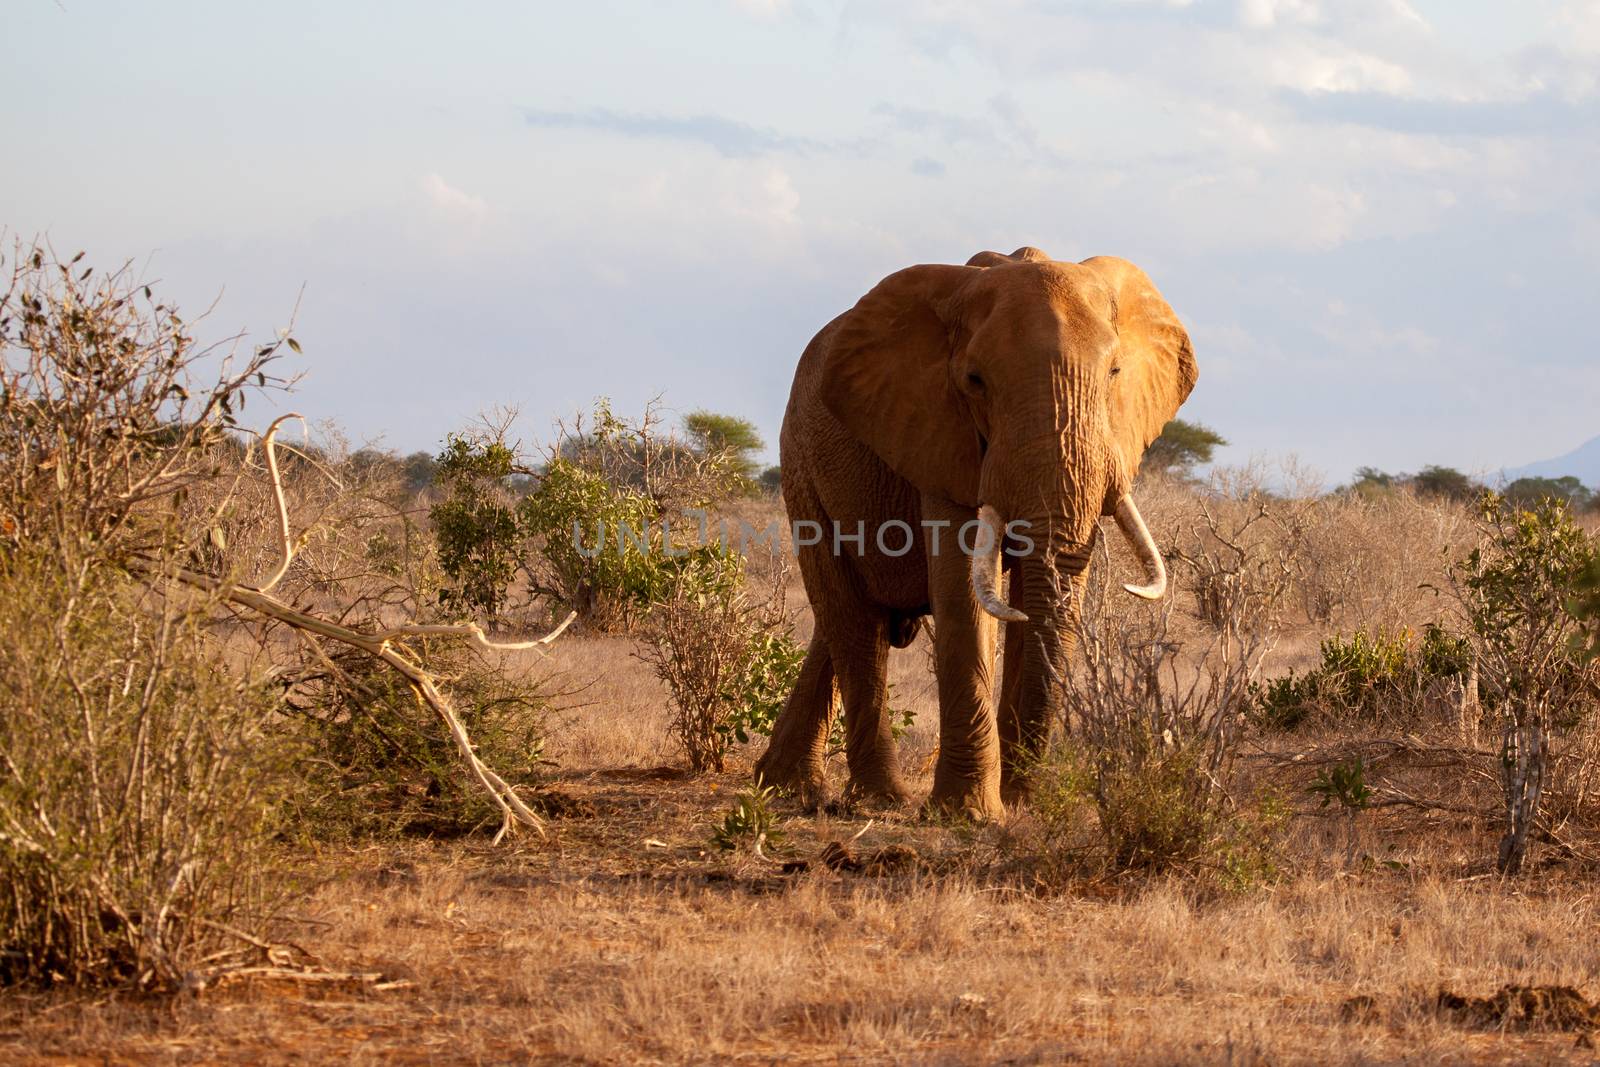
1011,545 -> 1087,745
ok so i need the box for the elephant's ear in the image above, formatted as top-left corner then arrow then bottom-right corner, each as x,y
1080,256 -> 1198,483
819,264 -> 983,505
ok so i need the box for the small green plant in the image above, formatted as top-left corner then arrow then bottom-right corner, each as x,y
1308,757 -> 1373,866
1418,622 -> 1473,679
1250,670 -> 1319,731
711,778 -> 783,853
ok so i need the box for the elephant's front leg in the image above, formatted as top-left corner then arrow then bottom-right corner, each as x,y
922,496 -> 1004,821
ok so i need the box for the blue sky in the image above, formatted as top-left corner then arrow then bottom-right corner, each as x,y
6,0 -> 1598,480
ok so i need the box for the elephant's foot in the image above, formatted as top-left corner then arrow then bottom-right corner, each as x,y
999,768 -> 1032,808
754,747 -> 830,812
841,771 -> 914,811
926,772 -> 1005,823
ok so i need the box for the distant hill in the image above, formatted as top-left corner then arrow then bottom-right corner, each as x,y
1501,434 -> 1600,487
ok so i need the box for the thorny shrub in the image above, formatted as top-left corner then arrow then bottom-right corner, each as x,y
639,555 -> 803,774
273,485 -> 556,840
0,244 -> 296,986
1136,466 -> 1471,637
1028,539 -> 1287,885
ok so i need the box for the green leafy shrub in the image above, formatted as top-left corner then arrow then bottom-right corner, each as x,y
1251,624 -> 1473,730
639,556 -> 797,773
521,455 -> 739,629
430,402 -> 745,630
1418,622 -> 1473,679
430,432 -> 530,620
716,630 -> 808,746
1449,492 -> 1600,873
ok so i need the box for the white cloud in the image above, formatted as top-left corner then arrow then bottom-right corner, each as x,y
731,0 -> 790,17
1239,0 -> 1323,30
1556,1 -> 1600,52
1263,41 -> 1413,93
420,173 -> 487,220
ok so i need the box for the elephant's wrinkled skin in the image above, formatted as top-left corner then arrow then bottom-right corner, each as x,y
755,247 -> 1197,820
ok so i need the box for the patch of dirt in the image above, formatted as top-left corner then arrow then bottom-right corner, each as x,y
527,789 -> 597,818
1437,985 -> 1600,1031
596,765 -> 685,783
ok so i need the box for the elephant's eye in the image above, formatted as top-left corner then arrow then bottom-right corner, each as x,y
965,372 -> 985,393
1109,365 -> 1122,378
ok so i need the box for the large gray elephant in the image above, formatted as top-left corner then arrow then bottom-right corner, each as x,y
753,246 -> 1197,821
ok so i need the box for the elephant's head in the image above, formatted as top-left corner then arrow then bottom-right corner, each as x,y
819,246 -> 1195,726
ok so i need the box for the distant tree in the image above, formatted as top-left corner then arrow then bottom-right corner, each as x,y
758,465 -> 782,494
1345,466 -> 1396,498
1504,475 -> 1593,511
401,450 -> 439,494
1411,465 -> 1480,503
683,410 -> 766,486
1143,419 -> 1227,478
348,447 -> 394,476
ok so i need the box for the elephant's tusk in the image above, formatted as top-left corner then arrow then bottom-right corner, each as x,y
1114,494 -> 1167,600
971,505 -> 1029,623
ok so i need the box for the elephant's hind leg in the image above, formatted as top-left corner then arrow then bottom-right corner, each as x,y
754,637 -> 836,810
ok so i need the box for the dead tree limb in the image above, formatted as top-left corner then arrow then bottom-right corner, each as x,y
163,415 -> 575,843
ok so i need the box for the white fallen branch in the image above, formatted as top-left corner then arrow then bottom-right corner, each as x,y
163,415 -> 574,843
179,571 -> 571,841
250,413 -> 304,594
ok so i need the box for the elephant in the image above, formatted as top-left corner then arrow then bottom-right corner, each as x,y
753,245 -> 1197,821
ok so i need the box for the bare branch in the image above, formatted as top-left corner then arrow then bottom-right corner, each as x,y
250,413 -> 304,594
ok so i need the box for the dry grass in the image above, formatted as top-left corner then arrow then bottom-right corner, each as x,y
4,764 -> 1599,1065
7,479 -> 1600,1063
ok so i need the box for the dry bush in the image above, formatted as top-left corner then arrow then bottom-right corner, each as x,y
0,243 -> 562,987
1139,466 -> 1472,640
260,457 -> 558,838
0,243 -> 295,986
1298,488 -> 1472,634
1029,537 -> 1285,882
0,551 -> 294,986
172,425 -> 565,839
638,557 -> 801,774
